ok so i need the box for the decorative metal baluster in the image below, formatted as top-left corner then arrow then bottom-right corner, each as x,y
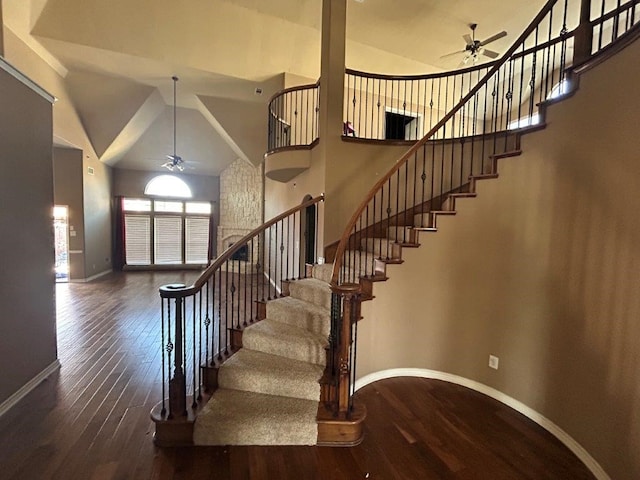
267,226 -> 272,300
420,145 -> 427,222
365,77 -> 370,139
279,221 -> 285,296
161,298 -> 167,417
505,58 -> 515,152
376,79 -> 382,140
192,295 -> 197,409
204,280 -> 212,366
382,179 -> 390,260
250,238 -> 256,321
285,216 -> 290,281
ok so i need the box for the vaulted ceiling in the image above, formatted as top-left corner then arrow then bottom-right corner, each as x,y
2,0 -> 545,175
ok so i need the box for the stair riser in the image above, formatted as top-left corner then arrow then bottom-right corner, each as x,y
361,238 -> 401,259
218,368 -> 321,401
266,301 -> 329,336
289,282 -> 332,310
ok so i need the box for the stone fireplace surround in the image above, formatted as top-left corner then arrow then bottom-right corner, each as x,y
217,227 -> 258,274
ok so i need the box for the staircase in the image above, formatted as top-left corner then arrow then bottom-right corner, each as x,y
152,0 -> 640,454
193,274 -> 330,445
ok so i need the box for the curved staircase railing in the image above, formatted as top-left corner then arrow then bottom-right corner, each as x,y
267,81 -> 320,153
152,195 -> 324,428
344,63 -> 497,141
326,0 -> 639,417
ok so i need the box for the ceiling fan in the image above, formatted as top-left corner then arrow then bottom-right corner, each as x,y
440,24 -> 508,66
162,76 -> 186,172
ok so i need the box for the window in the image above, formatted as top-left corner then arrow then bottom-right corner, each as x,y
144,175 -> 192,198
122,198 -> 211,266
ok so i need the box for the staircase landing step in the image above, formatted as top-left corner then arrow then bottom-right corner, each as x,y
194,388 -> 319,446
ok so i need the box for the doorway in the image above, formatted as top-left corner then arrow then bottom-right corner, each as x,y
384,108 -> 423,140
54,205 -> 69,283
300,195 -> 317,272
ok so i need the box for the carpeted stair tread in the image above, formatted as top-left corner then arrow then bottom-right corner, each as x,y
218,349 -> 323,401
193,388 -> 318,445
312,264 -> 333,284
288,277 -> 332,310
243,319 -> 328,365
266,295 -> 330,336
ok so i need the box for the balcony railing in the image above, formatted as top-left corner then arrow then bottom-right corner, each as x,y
267,82 -> 320,153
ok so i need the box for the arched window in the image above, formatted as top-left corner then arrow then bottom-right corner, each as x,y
144,175 -> 192,198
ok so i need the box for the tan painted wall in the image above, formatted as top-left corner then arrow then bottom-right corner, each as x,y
0,66 -> 57,405
358,39 -> 640,479
53,147 -> 85,280
264,139 -> 415,247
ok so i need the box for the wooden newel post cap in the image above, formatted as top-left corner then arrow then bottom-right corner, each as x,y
159,283 -> 188,298
330,283 -> 361,295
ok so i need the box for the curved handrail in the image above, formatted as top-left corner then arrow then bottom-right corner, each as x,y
267,80 -> 320,105
160,193 -> 325,298
345,60 -> 499,81
268,81 -> 320,151
330,0 -> 561,286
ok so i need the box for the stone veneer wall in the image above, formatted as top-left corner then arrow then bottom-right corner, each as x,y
217,158 -> 262,258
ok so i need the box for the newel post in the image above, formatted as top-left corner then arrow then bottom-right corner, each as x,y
330,282 -> 360,416
160,284 -> 188,419
573,0 -> 593,65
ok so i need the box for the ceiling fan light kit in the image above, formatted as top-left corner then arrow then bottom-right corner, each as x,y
162,76 -> 186,172
440,23 -> 508,66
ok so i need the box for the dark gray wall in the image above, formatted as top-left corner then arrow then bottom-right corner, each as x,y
83,157 -> 113,278
0,66 -> 57,404
53,147 -> 85,280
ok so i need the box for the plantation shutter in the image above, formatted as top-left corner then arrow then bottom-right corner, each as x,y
124,215 -> 151,265
154,216 -> 183,264
185,217 -> 210,264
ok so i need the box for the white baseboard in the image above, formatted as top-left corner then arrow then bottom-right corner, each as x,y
0,359 -> 61,418
355,368 -> 610,480
72,269 -> 112,283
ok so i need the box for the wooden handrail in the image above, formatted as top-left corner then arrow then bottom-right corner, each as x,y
345,61 -> 497,81
330,0 -> 561,286
267,80 -> 320,106
160,194 -> 325,298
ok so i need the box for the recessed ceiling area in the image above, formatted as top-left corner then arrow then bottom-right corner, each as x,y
2,0 -> 546,174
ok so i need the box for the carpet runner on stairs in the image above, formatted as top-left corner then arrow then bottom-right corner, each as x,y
193,265 -> 333,446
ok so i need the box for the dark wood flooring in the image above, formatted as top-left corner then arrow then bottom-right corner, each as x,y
0,271 -> 595,479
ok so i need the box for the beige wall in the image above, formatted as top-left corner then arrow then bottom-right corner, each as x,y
53,147 -> 85,280
0,65 -> 57,405
358,39 -> 640,479
265,139 -> 417,247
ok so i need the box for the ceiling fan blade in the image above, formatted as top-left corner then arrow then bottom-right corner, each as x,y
440,49 -> 466,59
463,34 -> 473,46
480,30 -> 507,46
482,48 -> 500,59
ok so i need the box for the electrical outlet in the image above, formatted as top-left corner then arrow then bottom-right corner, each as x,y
489,355 -> 499,370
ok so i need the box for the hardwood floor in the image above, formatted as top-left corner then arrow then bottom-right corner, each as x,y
0,272 -> 595,479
